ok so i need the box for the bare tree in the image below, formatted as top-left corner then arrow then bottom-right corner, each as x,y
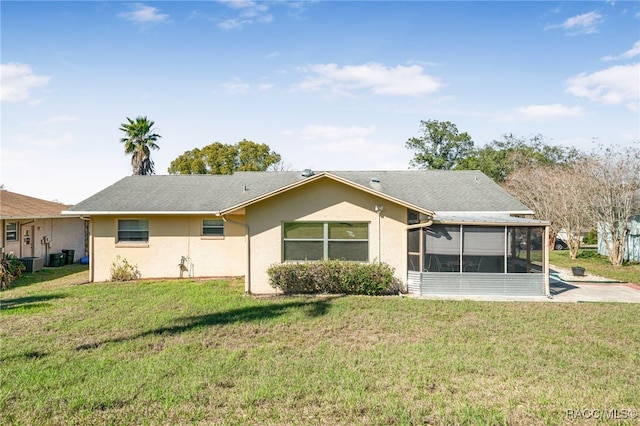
503,164 -> 592,259
582,144 -> 640,266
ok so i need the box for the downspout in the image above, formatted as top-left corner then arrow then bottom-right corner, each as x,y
221,215 -> 251,294
544,224 -> 551,298
374,205 -> 383,262
80,216 -> 93,282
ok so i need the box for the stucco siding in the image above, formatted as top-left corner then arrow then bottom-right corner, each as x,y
90,215 -> 246,282
246,178 -> 408,294
2,218 -> 85,263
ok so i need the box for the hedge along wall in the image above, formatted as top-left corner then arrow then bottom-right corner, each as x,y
267,260 -> 400,296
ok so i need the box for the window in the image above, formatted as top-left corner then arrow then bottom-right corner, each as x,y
5,222 -> 17,242
202,219 -> 224,236
117,219 -> 149,243
283,222 -> 369,262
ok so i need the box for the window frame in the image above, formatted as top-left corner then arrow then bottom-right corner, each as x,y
5,222 -> 18,242
202,219 -> 225,238
116,219 -> 149,245
282,221 -> 369,262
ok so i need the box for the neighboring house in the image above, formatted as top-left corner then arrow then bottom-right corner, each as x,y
1,189 -> 86,267
598,215 -> 640,262
64,170 -> 551,297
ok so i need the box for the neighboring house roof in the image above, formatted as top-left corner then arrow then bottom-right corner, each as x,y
0,190 -> 73,219
65,170 -> 533,217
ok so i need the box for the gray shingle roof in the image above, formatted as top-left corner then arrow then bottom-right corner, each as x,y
66,170 -> 532,215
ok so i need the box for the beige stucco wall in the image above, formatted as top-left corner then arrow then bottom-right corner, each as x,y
2,217 -> 85,263
90,215 -> 246,282
246,178 -> 408,294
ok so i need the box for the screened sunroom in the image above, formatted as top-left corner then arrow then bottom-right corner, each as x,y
406,214 -> 550,297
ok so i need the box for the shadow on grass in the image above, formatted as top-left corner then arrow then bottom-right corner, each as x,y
0,293 -> 67,310
76,296 -> 340,351
10,264 -> 89,289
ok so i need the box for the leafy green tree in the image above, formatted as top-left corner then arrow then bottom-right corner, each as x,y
405,120 -> 474,170
457,134 -> 582,182
119,116 -> 161,175
237,139 -> 282,172
168,140 -> 281,175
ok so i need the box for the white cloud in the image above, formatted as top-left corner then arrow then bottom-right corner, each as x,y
257,83 -> 274,91
515,104 -> 585,120
602,40 -> 640,61
118,3 -> 170,24
293,62 -> 444,97
566,63 -> 640,111
301,125 -> 376,141
0,62 -> 51,102
293,124 -> 403,168
547,11 -> 603,34
217,0 -> 273,30
222,81 -> 250,94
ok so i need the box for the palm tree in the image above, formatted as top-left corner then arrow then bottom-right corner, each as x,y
119,116 -> 161,175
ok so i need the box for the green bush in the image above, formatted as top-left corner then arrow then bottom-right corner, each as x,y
0,253 -> 26,290
267,260 -> 400,295
109,255 -> 141,282
583,228 -> 598,245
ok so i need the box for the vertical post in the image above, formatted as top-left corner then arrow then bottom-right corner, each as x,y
544,225 -> 550,297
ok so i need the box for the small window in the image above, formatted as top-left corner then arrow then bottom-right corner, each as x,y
202,219 -> 224,236
5,222 -> 17,242
117,219 -> 149,243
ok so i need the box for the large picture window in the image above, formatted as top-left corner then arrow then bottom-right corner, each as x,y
283,222 -> 369,262
117,219 -> 149,243
5,222 -> 17,242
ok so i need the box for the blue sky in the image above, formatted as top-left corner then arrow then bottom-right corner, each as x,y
2,1 -> 639,204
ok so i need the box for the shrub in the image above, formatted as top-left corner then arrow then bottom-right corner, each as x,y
583,228 -> 598,245
109,255 -> 141,282
0,253 -> 26,290
267,260 -> 400,295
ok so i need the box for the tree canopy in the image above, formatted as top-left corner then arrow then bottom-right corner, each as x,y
119,116 -> 161,176
457,134 -> 582,182
405,120 -> 474,170
168,140 -> 281,175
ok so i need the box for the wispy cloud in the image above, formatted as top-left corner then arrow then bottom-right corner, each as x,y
222,81 -> 250,95
118,3 -> 170,25
602,40 -> 640,61
546,11 -> 603,34
566,63 -> 640,111
0,62 -> 50,103
293,62 -> 444,97
515,104 -> 585,120
217,0 -> 273,30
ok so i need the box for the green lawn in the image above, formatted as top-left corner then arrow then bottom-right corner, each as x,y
549,249 -> 640,284
1,265 -> 639,425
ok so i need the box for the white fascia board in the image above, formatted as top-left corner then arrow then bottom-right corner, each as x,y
61,211 -> 222,216
436,210 -> 534,216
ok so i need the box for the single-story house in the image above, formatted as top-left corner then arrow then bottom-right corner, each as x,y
64,170 -> 551,297
1,189 -> 87,269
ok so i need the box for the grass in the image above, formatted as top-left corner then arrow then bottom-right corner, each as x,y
549,249 -> 640,284
1,265 -> 640,425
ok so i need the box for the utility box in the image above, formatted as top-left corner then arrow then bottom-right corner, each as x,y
20,257 -> 44,273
